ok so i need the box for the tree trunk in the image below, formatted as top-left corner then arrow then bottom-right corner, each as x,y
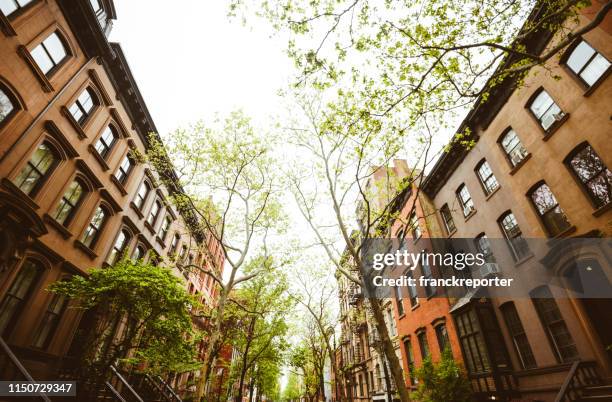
382,355 -> 393,402
367,296 -> 410,402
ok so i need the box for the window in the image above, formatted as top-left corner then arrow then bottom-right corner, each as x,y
417,331 -> 429,359
179,245 -> 187,262
500,129 -> 528,167
94,126 -> 117,159
159,216 -> 172,241
456,184 -> 474,217
531,287 -> 579,363
566,143 -> 611,209
68,88 -> 97,124
435,324 -> 449,352
498,212 -> 530,261
529,90 -> 564,131
528,183 -> 571,236
134,181 -> 150,210
52,180 -> 84,226
0,259 -> 43,336
455,309 -> 490,374
30,32 -> 68,75
0,0 -> 33,16
409,212 -> 421,239
114,155 -> 133,184
421,256 -> 435,297
403,338 -> 416,384
89,0 -> 108,29
170,233 -> 180,254
405,269 -> 418,307
107,229 -> 131,265
500,303 -> 536,369
386,308 -> 396,337
394,286 -> 404,316
0,86 -> 16,124
440,204 -> 456,234
31,282 -> 69,349
133,245 -> 146,260
81,206 -> 107,248
147,200 -> 162,226
476,160 -> 499,195
565,40 -> 611,87
14,142 -> 57,196
475,234 -> 495,263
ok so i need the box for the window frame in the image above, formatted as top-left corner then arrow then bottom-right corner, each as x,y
417,330 -> 430,360
434,323 -> 449,353
68,86 -> 99,125
81,204 -> 108,249
29,30 -> 70,77
562,38 -> 611,90
497,127 -> 529,169
106,228 -> 132,265
439,203 -> 456,235
526,88 -> 566,134
475,159 -> 500,196
499,302 -> 537,369
52,178 -> 86,227
498,211 -> 531,262
31,275 -> 70,349
563,141 -> 611,210
94,125 -> 118,160
527,181 -> 571,237
0,259 -> 44,337
114,154 -> 134,185
456,184 -> 475,217
0,0 -> 35,19
13,141 -> 59,197
0,81 -> 20,128
133,180 -> 151,211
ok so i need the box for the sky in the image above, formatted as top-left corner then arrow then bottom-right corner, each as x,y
109,0 -> 293,136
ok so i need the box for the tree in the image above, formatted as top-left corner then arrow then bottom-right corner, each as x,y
410,348 -> 472,402
282,372 -> 303,402
227,261 -> 291,402
48,259 -> 198,382
146,111 -> 287,401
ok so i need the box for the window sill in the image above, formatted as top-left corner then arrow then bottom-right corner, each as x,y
410,302 -> 420,311
484,186 -> 501,201
43,214 -> 72,239
509,153 -> 532,176
514,253 -> 535,268
88,145 -> 110,171
74,239 -> 97,260
110,175 -> 128,196
61,106 -> 87,139
130,202 -> 144,219
155,236 -> 167,248
542,113 -> 570,142
464,209 -> 477,222
592,202 -> 612,217
144,221 -> 156,235
549,225 -> 577,241
446,228 -> 457,238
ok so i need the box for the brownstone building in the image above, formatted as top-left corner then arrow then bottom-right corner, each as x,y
417,3 -> 612,401
0,0 -> 224,399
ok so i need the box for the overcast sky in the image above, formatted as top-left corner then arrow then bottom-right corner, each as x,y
109,1 -> 292,136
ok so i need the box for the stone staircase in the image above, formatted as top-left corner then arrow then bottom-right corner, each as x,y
577,383 -> 612,402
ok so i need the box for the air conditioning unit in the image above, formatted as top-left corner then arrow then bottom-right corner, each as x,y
541,114 -> 556,130
553,111 -> 565,121
479,262 -> 500,278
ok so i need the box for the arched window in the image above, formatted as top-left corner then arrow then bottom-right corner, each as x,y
0,0 -> 34,17
0,259 -> 44,336
0,85 -> 17,125
434,323 -> 449,353
81,205 -> 108,248
528,89 -> 564,131
402,338 -> 415,384
52,179 -> 85,226
528,182 -> 571,236
147,200 -> 162,226
565,39 -> 611,87
499,128 -> 528,167
132,244 -> 146,261
499,302 -> 536,369
14,142 -> 58,196
530,286 -> 578,363
474,233 -> 495,263
456,184 -> 474,217
565,142 -> 611,209
94,125 -> 118,159
475,159 -> 499,195
133,181 -> 151,210
114,154 -> 133,185
439,203 -> 456,234
170,233 -> 180,254
498,211 -> 530,261
30,32 -> 69,76
107,228 -> 131,265
417,330 -> 429,359
68,87 -> 98,124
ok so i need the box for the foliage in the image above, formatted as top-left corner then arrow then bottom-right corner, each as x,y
48,258 -> 199,375
282,372 -> 303,401
410,348 -> 472,402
